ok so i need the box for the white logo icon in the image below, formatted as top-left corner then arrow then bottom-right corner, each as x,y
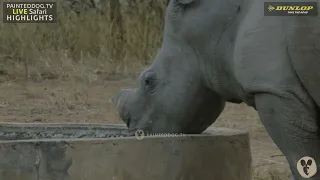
297,156 -> 317,178
135,130 -> 145,140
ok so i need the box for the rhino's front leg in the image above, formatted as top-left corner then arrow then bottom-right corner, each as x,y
254,93 -> 320,180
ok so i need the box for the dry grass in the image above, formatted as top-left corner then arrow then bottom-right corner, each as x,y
0,0 -> 167,82
253,168 -> 290,180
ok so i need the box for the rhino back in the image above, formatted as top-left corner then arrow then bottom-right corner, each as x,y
233,0 -> 320,107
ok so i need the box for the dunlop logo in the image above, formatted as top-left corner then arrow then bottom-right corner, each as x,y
264,2 -> 317,16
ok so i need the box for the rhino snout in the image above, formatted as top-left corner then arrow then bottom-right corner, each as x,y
112,89 -> 136,125
112,89 -> 131,109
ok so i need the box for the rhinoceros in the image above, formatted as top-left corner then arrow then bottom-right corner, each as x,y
112,0 -> 320,179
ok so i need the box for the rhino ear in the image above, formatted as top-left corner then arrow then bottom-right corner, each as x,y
176,0 -> 194,4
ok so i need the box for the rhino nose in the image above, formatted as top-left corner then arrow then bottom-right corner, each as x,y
112,89 -> 131,109
112,91 -> 122,105
112,90 -> 124,107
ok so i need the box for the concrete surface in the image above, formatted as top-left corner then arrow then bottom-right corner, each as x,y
0,123 -> 252,180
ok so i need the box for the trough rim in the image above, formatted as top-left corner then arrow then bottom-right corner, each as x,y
0,122 -> 249,143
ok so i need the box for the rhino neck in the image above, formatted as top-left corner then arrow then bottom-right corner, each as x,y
196,12 -> 246,104
199,47 -> 245,104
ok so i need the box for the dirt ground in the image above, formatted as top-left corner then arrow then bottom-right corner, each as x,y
0,78 -> 292,179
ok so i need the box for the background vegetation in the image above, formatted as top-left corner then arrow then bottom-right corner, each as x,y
0,0 -> 167,82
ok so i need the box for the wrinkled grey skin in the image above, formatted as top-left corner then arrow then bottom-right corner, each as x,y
113,0 -> 320,179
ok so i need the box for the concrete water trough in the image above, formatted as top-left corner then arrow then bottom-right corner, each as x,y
0,123 -> 252,180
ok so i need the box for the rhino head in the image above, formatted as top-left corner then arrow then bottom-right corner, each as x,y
112,0 -> 242,135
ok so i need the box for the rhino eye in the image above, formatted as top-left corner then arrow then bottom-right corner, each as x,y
144,78 -> 151,85
143,77 -> 157,94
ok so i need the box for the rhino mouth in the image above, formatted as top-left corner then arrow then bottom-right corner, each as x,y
120,111 -> 131,127
119,111 -> 142,137
127,129 -> 138,136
